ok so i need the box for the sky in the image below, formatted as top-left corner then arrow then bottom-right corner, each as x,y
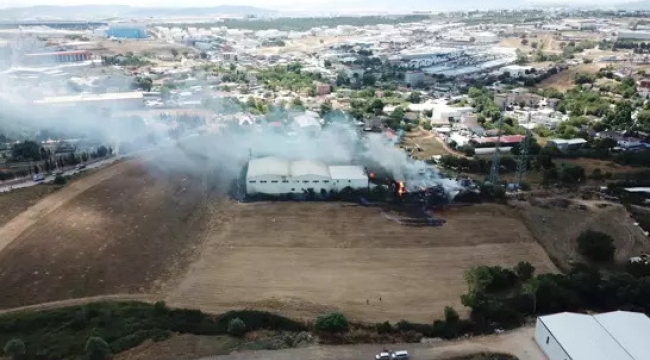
0,0 -> 637,7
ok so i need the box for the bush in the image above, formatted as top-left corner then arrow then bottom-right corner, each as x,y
514,261 -> 535,281
375,321 -> 393,334
461,145 -> 476,157
227,318 -> 247,337
3,338 -> 25,359
85,337 -> 111,360
577,230 -> 615,262
53,175 -> 66,185
314,313 -> 349,333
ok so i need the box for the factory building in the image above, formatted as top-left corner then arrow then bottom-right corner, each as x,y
34,92 -> 144,111
404,71 -> 424,87
106,23 -> 147,39
246,157 -> 368,196
535,311 -> 650,360
23,50 -> 92,65
618,30 -> 650,41
293,115 -> 322,137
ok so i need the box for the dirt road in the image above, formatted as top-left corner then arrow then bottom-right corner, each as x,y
198,327 -> 544,360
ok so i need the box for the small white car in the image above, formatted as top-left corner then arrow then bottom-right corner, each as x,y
392,350 -> 409,359
375,352 -> 390,360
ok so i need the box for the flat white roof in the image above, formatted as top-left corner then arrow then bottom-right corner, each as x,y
539,312 -> 636,360
34,92 -> 143,104
294,115 -> 321,128
329,166 -> 367,180
594,311 -> 650,360
247,157 -> 290,178
290,159 -> 330,178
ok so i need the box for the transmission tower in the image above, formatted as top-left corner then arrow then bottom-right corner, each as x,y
488,115 -> 504,184
515,111 -> 532,188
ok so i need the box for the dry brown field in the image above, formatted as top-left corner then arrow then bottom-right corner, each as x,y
164,202 -> 557,322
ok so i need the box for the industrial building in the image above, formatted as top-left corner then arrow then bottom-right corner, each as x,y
246,157 -> 368,196
547,138 -> 587,151
34,92 -> 144,111
106,23 -> 147,39
618,30 -> 650,41
535,311 -> 650,360
23,50 -> 92,65
293,115 -> 322,137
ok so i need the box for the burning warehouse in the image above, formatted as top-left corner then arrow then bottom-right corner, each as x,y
245,157 -> 369,195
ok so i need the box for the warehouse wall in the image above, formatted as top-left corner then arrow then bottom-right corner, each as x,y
534,319 -> 570,360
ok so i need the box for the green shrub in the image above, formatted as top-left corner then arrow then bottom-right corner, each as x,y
53,175 -> 66,185
314,313 -> 349,333
577,230 -> 615,262
3,338 -> 25,359
85,337 -> 111,360
375,321 -> 393,334
227,318 -> 247,337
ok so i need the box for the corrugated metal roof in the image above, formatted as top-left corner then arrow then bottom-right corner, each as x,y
329,166 -> 367,180
247,157 -> 290,178
594,311 -> 650,360
290,160 -> 330,178
539,312 -> 635,360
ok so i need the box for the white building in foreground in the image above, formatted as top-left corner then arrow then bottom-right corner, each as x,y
246,157 -> 368,195
535,311 -> 650,360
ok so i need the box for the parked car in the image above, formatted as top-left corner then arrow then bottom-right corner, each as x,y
33,174 -> 45,182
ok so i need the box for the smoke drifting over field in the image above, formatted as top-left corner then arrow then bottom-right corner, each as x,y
0,47 -> 460,197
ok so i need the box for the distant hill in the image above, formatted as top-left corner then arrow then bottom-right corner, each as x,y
0,5 -> 276,21
617,0 -> 650,9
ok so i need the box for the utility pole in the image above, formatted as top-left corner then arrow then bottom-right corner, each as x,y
516,111 -> 531,188
488,115 -> 504,184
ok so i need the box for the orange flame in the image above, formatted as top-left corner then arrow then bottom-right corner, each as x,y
398,181 -> 406,197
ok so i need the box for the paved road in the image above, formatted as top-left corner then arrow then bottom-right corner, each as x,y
198,327 -> 545,360
0,157 -> 122,193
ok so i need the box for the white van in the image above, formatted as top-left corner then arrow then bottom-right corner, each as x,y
391,350 -> 409,359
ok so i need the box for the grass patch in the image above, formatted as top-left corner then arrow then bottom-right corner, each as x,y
0,301 -> 307,359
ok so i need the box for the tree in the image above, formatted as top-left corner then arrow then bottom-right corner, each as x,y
314,312 -> 349,333
323,59 -> 332,68
170,48 -> 179,57
559,165 -> 586,186
407,92 -> 422,104
97,146 -> 108,157
514,261 -> 535,281
85,337 -> 111,360
361,73 -> 376,86
521,38 -> 529,46
577,230 -> 615,262
53,174 -> 66,185
81,152 -> 89,162
227,318 -> 247,337
367,98 -> 385,116
461,145 -> 475,157
390,107 -> 405,121
443,306 -> 459,323
522,277 -> 540,313
4,338 -> 25,360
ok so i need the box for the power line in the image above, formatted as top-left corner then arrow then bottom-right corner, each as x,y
516,111 -> 532,188
488,115 -> 504,184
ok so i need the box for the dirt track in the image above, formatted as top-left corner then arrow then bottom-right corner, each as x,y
197,327 -> 544,360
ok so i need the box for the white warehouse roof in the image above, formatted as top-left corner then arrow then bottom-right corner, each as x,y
539,311 -> 650,360
329,166 -> 367,180
247,157 -> 290,178
290,160 -> 330,178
